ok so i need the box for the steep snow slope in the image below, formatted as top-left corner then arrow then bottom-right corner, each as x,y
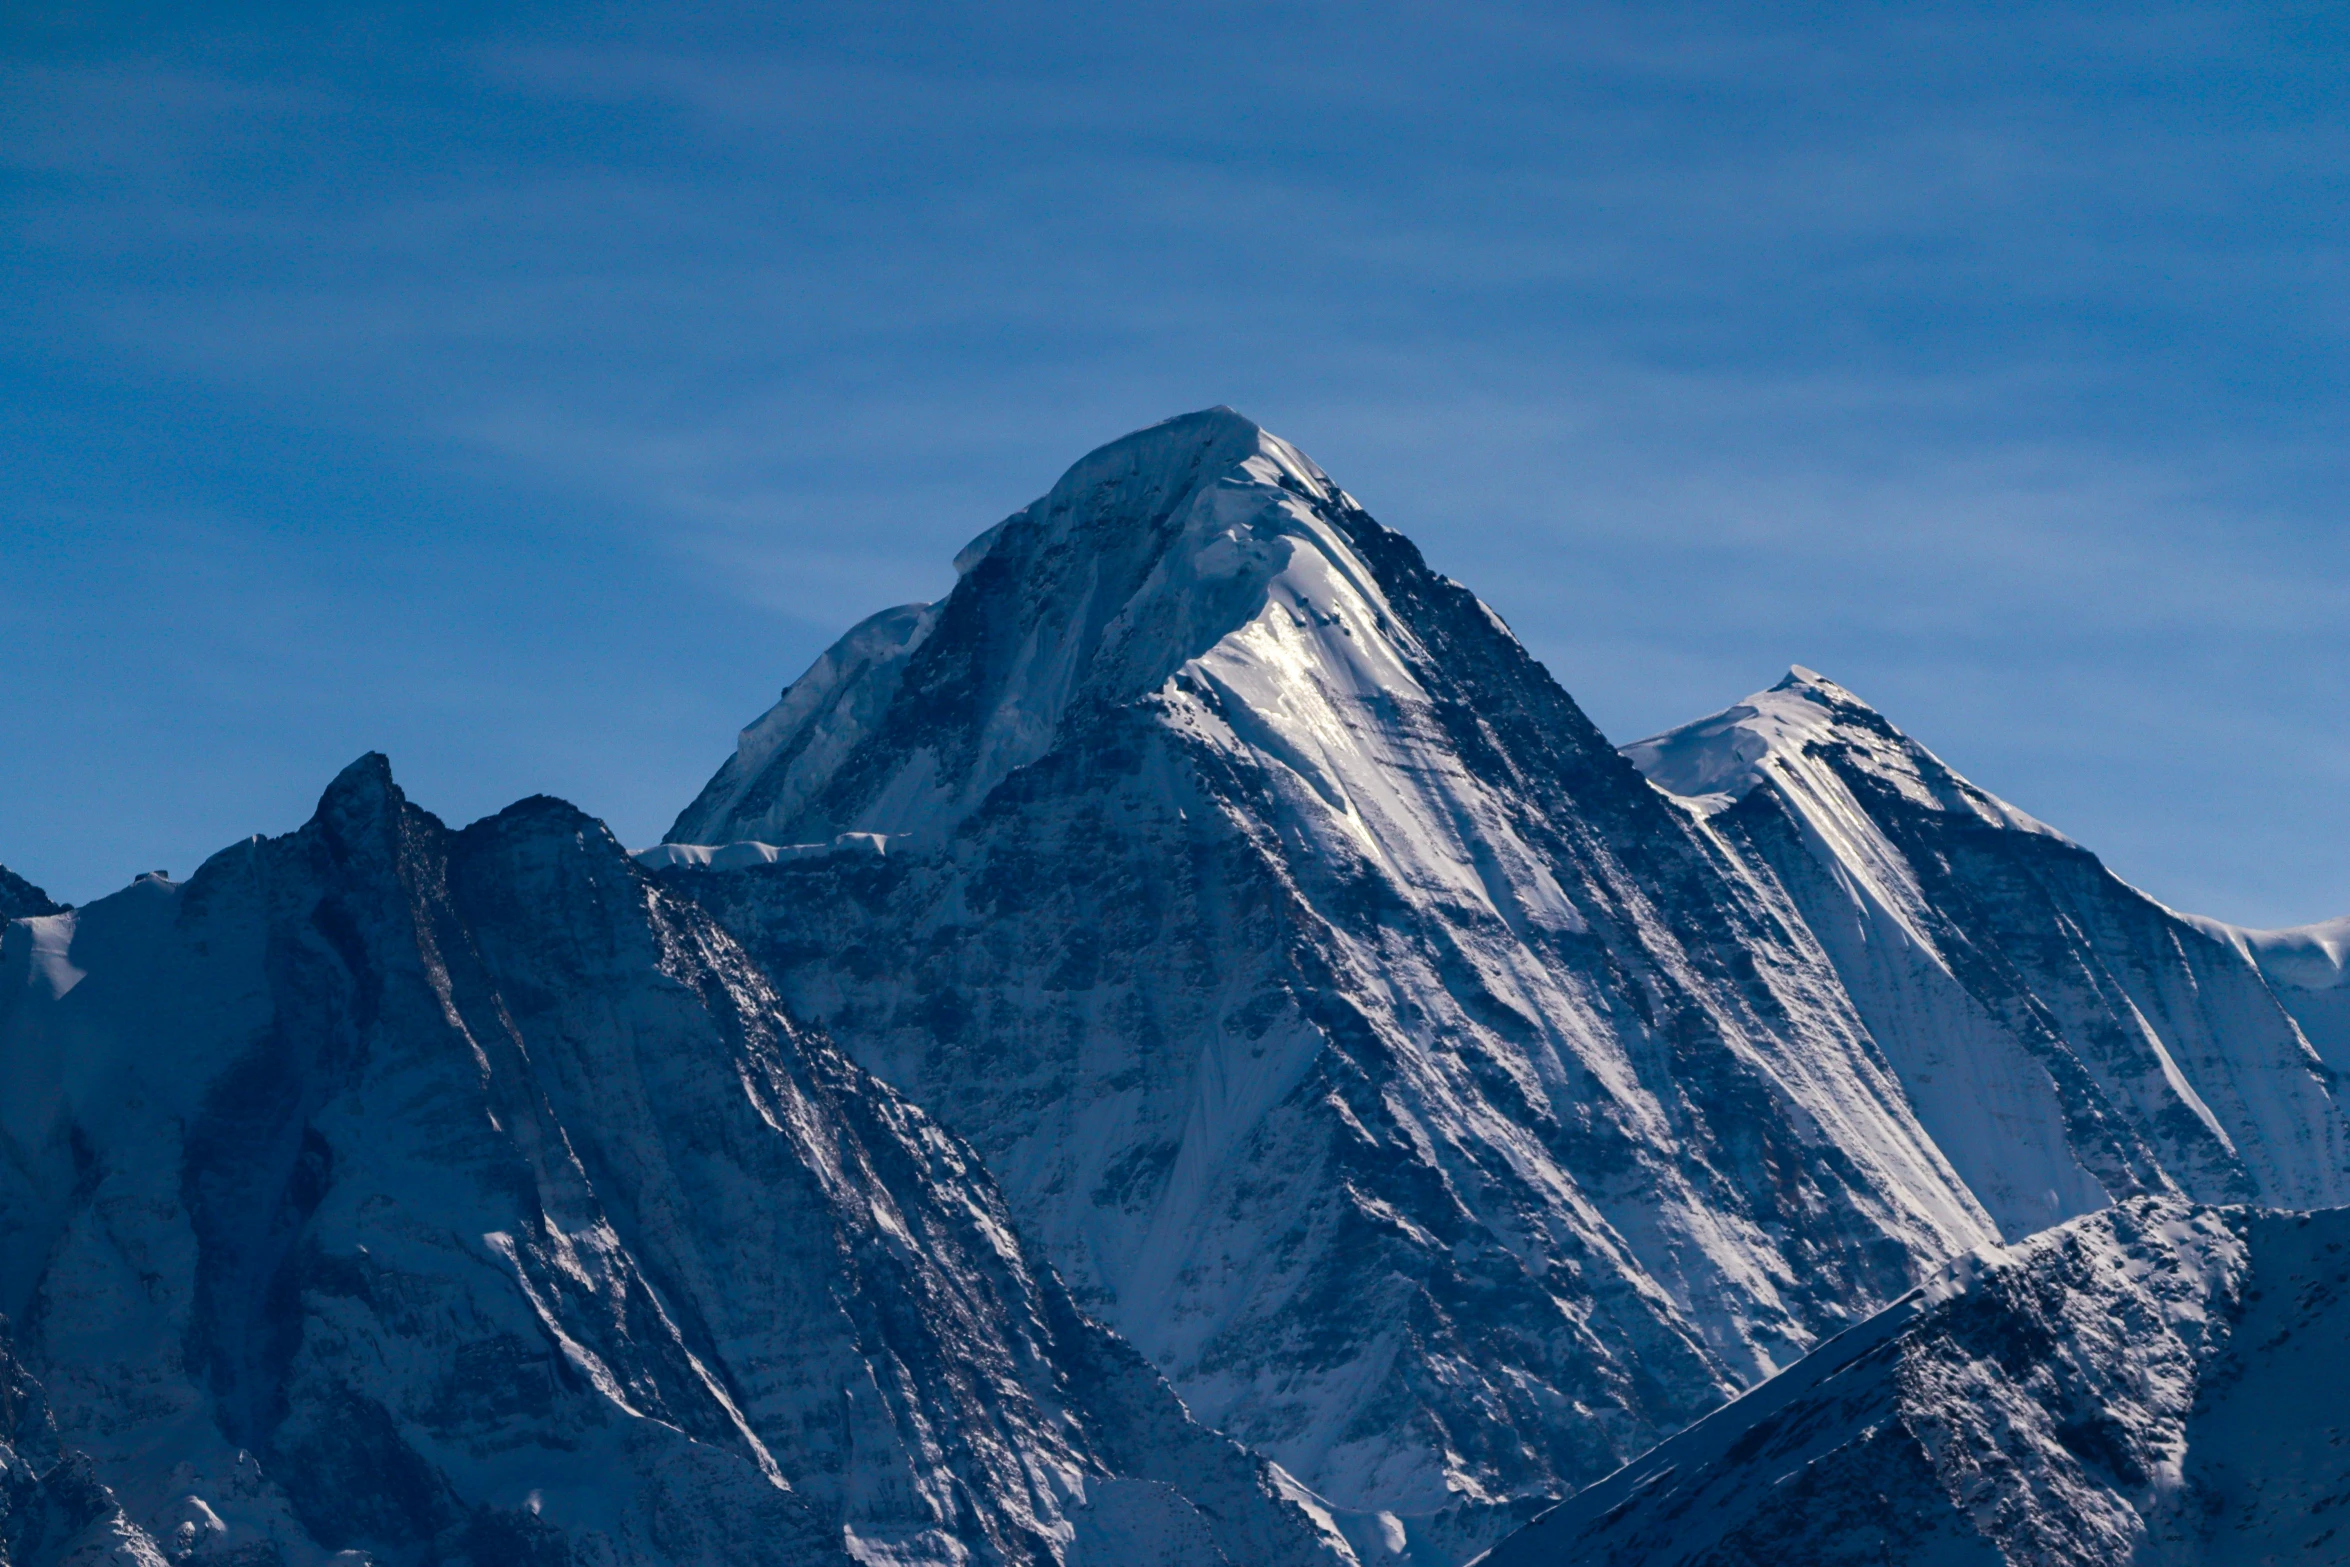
655,409 -> 2009,1550
0,758 -> 1352,1567
1480,1195 -> 2350,1567
1626,670 -> 2350,1237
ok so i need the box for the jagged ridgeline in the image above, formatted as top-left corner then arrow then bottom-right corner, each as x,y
3,408 -> 2343,1567
647,408 -> 2350,1560
0,761 -> 1349,1566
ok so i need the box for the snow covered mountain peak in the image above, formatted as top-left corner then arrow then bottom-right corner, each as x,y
657,413 -> 2047,1536
667,407 -> 1438,851
645,408 -> 2350,1553
12,409 -> 2348,1565
1625,667 -> 2062,841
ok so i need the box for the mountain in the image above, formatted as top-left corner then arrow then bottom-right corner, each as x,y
1479,1194 -> 2350,1567
4,408 -> 2341,1566
1625,669 -> 2350,1235
650,410 -> 2029,1553
0,757 -> 1353,1567
651,409 -> 2350,1559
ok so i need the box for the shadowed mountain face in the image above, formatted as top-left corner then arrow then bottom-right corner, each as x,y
0,756 -> 1351,1567
1481,1196 -> 2350,1567
653,410 -> 2349,1559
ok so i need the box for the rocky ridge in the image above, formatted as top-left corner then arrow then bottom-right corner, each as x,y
0,869 -> 63,924
0,757 -> 1351,1567
1479,1195 -> 2350,1567
0,1321 -> 171,1566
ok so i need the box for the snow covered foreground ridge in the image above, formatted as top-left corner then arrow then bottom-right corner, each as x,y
0,758 -> 1355,1567
1477,1196 -> 2350,1567
650,406 -> 2350,1553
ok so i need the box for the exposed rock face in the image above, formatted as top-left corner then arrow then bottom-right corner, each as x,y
1626,670 -> 2350,1236
1480,1195 -> 2350,1567
0,868 -> 63,922
654,411 -> 2015,1547
0,1322 -> 169,1566
0,757 -> 1351,1567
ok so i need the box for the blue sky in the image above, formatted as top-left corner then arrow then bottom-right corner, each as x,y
4,1 -> 2345,924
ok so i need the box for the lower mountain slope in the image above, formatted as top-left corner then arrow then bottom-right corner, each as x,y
1481,1194 -> 2350,1567
1626,670 -> 2350,1237
0,758 -> 1350,1567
